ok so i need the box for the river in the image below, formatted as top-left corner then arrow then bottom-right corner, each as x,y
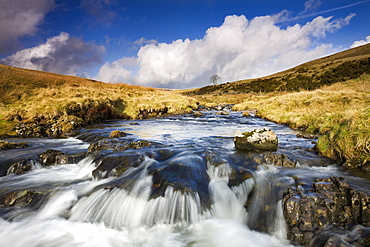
0,110 -> 368,246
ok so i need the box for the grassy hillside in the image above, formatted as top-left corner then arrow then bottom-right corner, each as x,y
184,44 -> 370,171
0,65 -> 197,137
185,43 -> 370,95
232,75 -> 370,170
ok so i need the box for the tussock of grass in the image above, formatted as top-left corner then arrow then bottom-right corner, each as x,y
233,75 -> 370,169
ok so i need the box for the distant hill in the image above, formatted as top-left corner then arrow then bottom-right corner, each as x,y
184,43 -> 370,95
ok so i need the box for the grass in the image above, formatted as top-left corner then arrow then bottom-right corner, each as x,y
233,75 -> 370,170
1,44 -> 370,170
0,65 -> 197,137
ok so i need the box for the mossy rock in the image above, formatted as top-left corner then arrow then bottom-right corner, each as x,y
234,128 -> 278,151
109,130 -> 127,138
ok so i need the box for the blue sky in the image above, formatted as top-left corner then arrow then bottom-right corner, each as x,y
0,0 -> 369,88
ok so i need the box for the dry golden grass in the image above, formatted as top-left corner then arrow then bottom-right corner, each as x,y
0,65 -> 197,136
233,75 -> 370,167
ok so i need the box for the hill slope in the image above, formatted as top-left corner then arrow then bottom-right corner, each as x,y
0,65 -> 197,137
185,43 -> 370,95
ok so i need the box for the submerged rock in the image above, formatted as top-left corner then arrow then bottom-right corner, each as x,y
92,152 -> 145,179
283,176 -> 370,246
234,128 -> 278,151
148,154 -> 211,209
0,140 -> 28,150
87,139 -> 162,154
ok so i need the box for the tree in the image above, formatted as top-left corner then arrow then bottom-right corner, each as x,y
210,74 -> 220,86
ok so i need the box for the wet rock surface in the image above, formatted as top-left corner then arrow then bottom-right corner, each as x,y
0,140 -> 28,150
0,190 -> 48,210
39,149 -> 68,166
148,154 -> 212,208
6,159 -> 38,175
234,128 -> 278,151
92,152 -> 145,179
4,149 -> 85,176
109,130 -> 128,138
252,152 -> 298,168
87,139 -> 163,154
283,176 -> 370,246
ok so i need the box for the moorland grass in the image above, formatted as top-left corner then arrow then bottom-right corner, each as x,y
0,65 -> 197,137
233,75 -> 370,169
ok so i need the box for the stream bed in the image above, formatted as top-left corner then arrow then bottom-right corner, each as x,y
0,111 -> 369,246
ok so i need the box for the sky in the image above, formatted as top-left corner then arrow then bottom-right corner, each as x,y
0,0 -> 369,89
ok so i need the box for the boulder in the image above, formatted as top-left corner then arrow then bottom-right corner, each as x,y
283,176 -> 370,246
234,128 -> 278,151
39,149 -> 68,166
109,130 -> 127,138
6,159 -> 38,175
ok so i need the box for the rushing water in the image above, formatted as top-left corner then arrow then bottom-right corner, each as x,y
0,111 -> 368,247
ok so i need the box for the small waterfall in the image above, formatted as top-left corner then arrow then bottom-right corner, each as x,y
272,200 -> 289,243
69,156 -> 257,229
207,160 -> 254,223
69,176 -> 206,228
246,165 -> 294,235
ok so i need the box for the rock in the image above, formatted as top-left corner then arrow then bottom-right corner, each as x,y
109,130 -> 127,138
264,153 -> 297,167
193,111 -> 204,117
39,149 -> 68,166
0,140 -> 28,150
204,151 -> 254,187
0,190 -> 47,208
14,116 -> 84,138
234,128 -> 278,151
218,111 -> 229,115
6,159 -> 39,175
308,225 -> 370,247
148,154 -> 211,209
296,133 -> 320,139
342,159 -> 370,172
92,152 -> 145,179
87,139 -> 162,154
283,176 -> 370,246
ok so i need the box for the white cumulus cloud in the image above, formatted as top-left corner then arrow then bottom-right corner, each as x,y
96,13 -> 354,88
0,0 -> 55,54
350,35 -> 370,48
0,32 -> 106,76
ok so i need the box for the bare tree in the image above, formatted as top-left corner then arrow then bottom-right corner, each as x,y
210,74 -> 221,86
